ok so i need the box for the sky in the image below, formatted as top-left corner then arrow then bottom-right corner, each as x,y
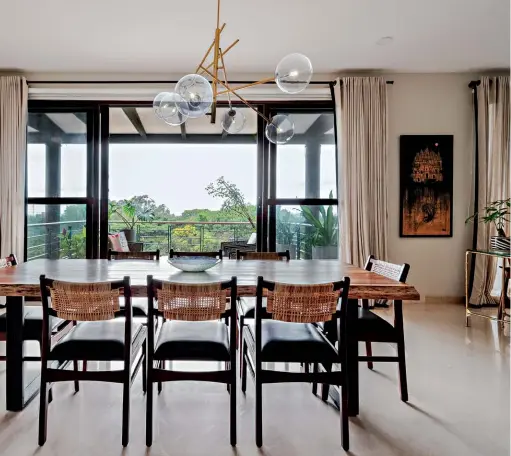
27,143 -> 337,215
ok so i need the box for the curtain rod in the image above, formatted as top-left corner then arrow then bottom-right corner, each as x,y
27,79 -> 394,86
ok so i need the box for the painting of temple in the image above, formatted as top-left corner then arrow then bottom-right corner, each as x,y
400,136 -> 453,237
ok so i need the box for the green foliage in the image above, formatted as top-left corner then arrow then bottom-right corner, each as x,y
58,226 -> 86,259
206,176 -> 256,229
299,191 -> 338,247
466,198 -> 510,237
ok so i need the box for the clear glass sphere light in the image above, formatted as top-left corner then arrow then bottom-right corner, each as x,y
221,108 -> 246,134
265,115 -> 295,144
159,92 -> 188,126
175,74 -> 213,118
153,92 -> 170,119
275,53 -> 313,94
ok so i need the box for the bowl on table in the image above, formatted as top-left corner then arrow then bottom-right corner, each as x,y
167,256 -> 221,272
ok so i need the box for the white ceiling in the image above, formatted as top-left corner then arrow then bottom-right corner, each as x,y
0,0 -> 508,75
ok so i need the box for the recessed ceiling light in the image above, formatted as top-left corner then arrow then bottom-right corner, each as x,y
376,36 -> 394,46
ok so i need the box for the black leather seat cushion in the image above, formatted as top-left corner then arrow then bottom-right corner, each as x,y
49,320 -> 146,361
357,308 -> 397,342
117,297 -> 148,317
0,307 -> 64,341
237,297 -> 269,319
154,320 -> 230,361
246,320 -> 338,363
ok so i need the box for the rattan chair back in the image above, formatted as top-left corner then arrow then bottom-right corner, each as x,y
155,282 -> 228,321
44,280 -> 121,321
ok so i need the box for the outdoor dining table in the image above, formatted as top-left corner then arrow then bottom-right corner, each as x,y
0,258 -> 420,413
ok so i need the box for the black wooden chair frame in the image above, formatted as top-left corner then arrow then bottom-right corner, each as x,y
107,249 -> 160,260
169,249 -> 223,259
360,255 -> 410,401
241,276 -> 351,450
38,275 -> 147,447
235,250 -> 291,375
145,275 -> 237,447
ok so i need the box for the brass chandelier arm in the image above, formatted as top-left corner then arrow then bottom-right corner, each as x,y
194,23 -> 226,74
216,77 -> 276,96
218,49 -> 232,108
200,66 -> 272,123
199,39 -> 240,75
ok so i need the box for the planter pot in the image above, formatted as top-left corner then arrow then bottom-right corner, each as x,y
490,236 -> 510,251
312,245 -> 338,260
276,243 -> 297,259
121,229 -> 136,243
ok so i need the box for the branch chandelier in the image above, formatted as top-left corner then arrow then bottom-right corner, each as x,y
152,0 -> 313,144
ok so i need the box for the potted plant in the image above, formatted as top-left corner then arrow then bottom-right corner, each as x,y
466,198 -> 510,251
276,209 -> 297,259
300,197 -> 338,259
109,198 -> 155,243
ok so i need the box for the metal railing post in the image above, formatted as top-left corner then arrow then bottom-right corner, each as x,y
297,226 -> 301,260
168,225 -> 172,253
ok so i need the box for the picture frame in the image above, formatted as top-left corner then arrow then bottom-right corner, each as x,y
399,135 -> 453,237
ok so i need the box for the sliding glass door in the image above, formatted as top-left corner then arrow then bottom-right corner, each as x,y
99,103 -> 258,258
267,109 -> 338,259
26,105 -> 99,261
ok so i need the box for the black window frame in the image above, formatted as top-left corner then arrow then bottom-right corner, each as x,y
26,97 -> 337,259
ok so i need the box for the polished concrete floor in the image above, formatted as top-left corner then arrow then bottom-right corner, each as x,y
0,302 -> 508,456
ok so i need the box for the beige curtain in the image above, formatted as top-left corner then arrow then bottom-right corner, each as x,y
334,77 -> 388,267
470,76 -> 510,304
0,76 -> 28,263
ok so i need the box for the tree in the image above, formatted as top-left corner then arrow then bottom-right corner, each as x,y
206,177 -> 256,229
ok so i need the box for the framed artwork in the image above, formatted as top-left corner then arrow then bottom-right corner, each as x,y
399,135 -> 453,237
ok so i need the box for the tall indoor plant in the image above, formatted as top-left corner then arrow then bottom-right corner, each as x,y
466,198 -> 510,250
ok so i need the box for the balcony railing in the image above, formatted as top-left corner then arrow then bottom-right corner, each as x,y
26,219 -> 330,261
109,221 -> 255,255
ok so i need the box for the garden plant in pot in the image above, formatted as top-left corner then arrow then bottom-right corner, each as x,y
300,195 -> 338,259
466,198 -> 510,251
276,209 -> 297,259
109,198 -> 155,243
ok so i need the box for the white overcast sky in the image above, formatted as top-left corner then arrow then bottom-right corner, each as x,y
27,144 -> 336,215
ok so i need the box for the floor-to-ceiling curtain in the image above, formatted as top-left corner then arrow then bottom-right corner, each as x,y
470,76 -> 510,305
0,76 -> 28,263
334,77 -> 388,267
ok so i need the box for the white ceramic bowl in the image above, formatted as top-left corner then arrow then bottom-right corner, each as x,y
167,256 -> 221,272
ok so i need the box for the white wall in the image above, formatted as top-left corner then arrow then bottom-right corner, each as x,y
387,74 -> 475,300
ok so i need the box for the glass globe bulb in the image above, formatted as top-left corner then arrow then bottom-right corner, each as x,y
159,92 -> 189,126
175,74 -> 213,118
275,53 -> 313,94
221,108 -> 246,134
153,92 -> 170,119
265,115 -> 295,144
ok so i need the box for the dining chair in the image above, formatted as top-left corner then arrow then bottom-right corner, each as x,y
317,255 -> 410,403
359,255 -> 410,400
235,250 -> 290,373
38,275 -> 147,447
241,276 -> 351,450
107,249 -> 160,318
169,249 -> 223,259
0,255 -> 71,364
146,275 -> 237,447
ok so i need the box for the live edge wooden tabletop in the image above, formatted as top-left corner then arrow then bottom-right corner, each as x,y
0,258 -> 420,301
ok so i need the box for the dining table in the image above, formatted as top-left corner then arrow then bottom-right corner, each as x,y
0,258 -> 420,413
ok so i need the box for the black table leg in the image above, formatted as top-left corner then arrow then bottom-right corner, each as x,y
6,296 -> 25,411
346,298 -> 359,416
